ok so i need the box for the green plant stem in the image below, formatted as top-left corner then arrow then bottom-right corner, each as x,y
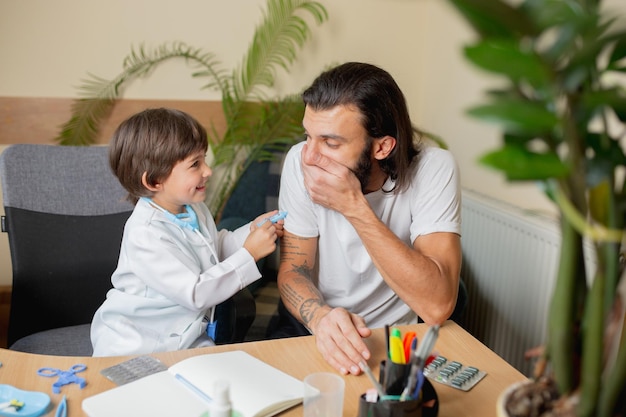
598,318 -> 626,417
553,186 -> 623,243
579,263 -> 605,416
548,219 -> 582,394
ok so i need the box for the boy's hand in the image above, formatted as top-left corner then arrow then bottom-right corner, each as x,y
252,210 -> 285,237
244,210 -> 285,261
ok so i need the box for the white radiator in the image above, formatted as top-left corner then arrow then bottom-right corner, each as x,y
460,189 -> 561,376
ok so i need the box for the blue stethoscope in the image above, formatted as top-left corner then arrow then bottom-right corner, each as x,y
140,197 -> 219,339
140,197 -> 215,262
140,197 -> 200,231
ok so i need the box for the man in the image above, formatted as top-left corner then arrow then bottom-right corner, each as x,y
271,62 -> 462,376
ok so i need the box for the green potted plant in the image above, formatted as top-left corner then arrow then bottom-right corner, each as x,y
445,0 -> 626,416
55,0 -> 328,221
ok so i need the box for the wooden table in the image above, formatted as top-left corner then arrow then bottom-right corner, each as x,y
0,321 -> 526,416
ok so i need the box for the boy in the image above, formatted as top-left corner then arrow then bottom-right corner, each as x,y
91,108 -> 283,356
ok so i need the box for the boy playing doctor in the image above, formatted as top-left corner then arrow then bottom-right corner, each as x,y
91,108 -> 283,356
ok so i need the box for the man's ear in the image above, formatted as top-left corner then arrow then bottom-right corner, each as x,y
141,172 -> 160,192
373,136 -> 396,160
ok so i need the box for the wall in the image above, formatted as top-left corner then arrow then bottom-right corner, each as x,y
1,0 -> 625,287
0,0 -> 567,210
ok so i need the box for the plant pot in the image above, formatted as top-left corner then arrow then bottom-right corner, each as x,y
496,378 -> 573,417
496,380 -> 529,417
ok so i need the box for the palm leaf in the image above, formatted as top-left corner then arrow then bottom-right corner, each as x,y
55,41 -> 224,145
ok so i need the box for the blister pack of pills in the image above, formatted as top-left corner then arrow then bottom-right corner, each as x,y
423,355 -> 487,391
100,355 -> 168,386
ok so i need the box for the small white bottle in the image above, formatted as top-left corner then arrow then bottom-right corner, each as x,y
210,379 -> 232,417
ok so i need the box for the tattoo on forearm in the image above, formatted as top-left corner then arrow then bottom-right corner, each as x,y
278,258 -> 325,326
280,236 -> 308,262
292,260 -> 313,280
301,299 -> 324,326
280,283 -> 304,309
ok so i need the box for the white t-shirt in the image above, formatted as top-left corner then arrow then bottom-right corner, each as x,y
279,141 -> 461,328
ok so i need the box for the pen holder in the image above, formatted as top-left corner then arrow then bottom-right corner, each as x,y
357,393 -> 422,417
356,361 -> 438,417
379,360 -> 411,396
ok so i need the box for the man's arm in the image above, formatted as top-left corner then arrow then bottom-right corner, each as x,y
277,230 -> 372,375
350,210 -> 461,324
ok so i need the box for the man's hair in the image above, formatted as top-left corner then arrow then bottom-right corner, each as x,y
302,62 -> 421,192
109,107 -> 208,204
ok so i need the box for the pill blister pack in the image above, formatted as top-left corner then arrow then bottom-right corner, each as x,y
100,355 -> 168,386
423,355 -> 487,391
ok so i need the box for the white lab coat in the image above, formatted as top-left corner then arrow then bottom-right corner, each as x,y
91,198 -> 261,356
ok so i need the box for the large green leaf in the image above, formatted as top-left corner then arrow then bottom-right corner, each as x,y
609,33 -> 626,66
479,145 -> 569,180
447,0 -> 536,38
467,99 -> 559,134
582,88 -> 626,123
561,29 -> 616,92
522,0 -> 587,31
586,133 -> 626,188
464,39 -> 551,87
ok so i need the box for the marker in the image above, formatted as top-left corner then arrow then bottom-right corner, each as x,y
256,211 -> 288,227
403,331 -> 417,363
389,328 -> 406,364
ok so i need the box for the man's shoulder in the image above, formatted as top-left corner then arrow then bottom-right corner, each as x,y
415,145 -> 457,169
282,141 -> 306,176
285,141 -> 306,159
419,144 -> 453,159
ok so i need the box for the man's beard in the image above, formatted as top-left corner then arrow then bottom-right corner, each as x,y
352,146 -> 373,193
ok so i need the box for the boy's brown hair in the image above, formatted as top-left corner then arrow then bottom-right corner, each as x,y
109,108 -> 208,204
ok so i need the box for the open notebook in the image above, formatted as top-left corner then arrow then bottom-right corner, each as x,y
83,350 -> 304,417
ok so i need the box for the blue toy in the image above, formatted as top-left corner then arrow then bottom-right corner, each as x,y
37,364 -> 87,394
256,211 -> 288,227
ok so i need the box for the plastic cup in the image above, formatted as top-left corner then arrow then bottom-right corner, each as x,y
303,372 -> 345,417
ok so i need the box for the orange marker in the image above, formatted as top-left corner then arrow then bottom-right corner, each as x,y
403,331 -> 417,363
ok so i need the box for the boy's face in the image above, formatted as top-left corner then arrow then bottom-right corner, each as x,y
150,150 -> 212,214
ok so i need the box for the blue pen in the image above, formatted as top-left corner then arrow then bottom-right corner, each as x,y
256,211 -> 288,227
408,336 -> 418,363
413,370 -> 425,400
175,373 -> 213,404
400,356 -> 424,401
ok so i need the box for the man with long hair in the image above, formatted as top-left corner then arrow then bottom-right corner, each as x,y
271,62 -> 462,376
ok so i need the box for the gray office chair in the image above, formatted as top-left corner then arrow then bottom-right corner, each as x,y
0,144 -> 255,356
0,144 -> 134,355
